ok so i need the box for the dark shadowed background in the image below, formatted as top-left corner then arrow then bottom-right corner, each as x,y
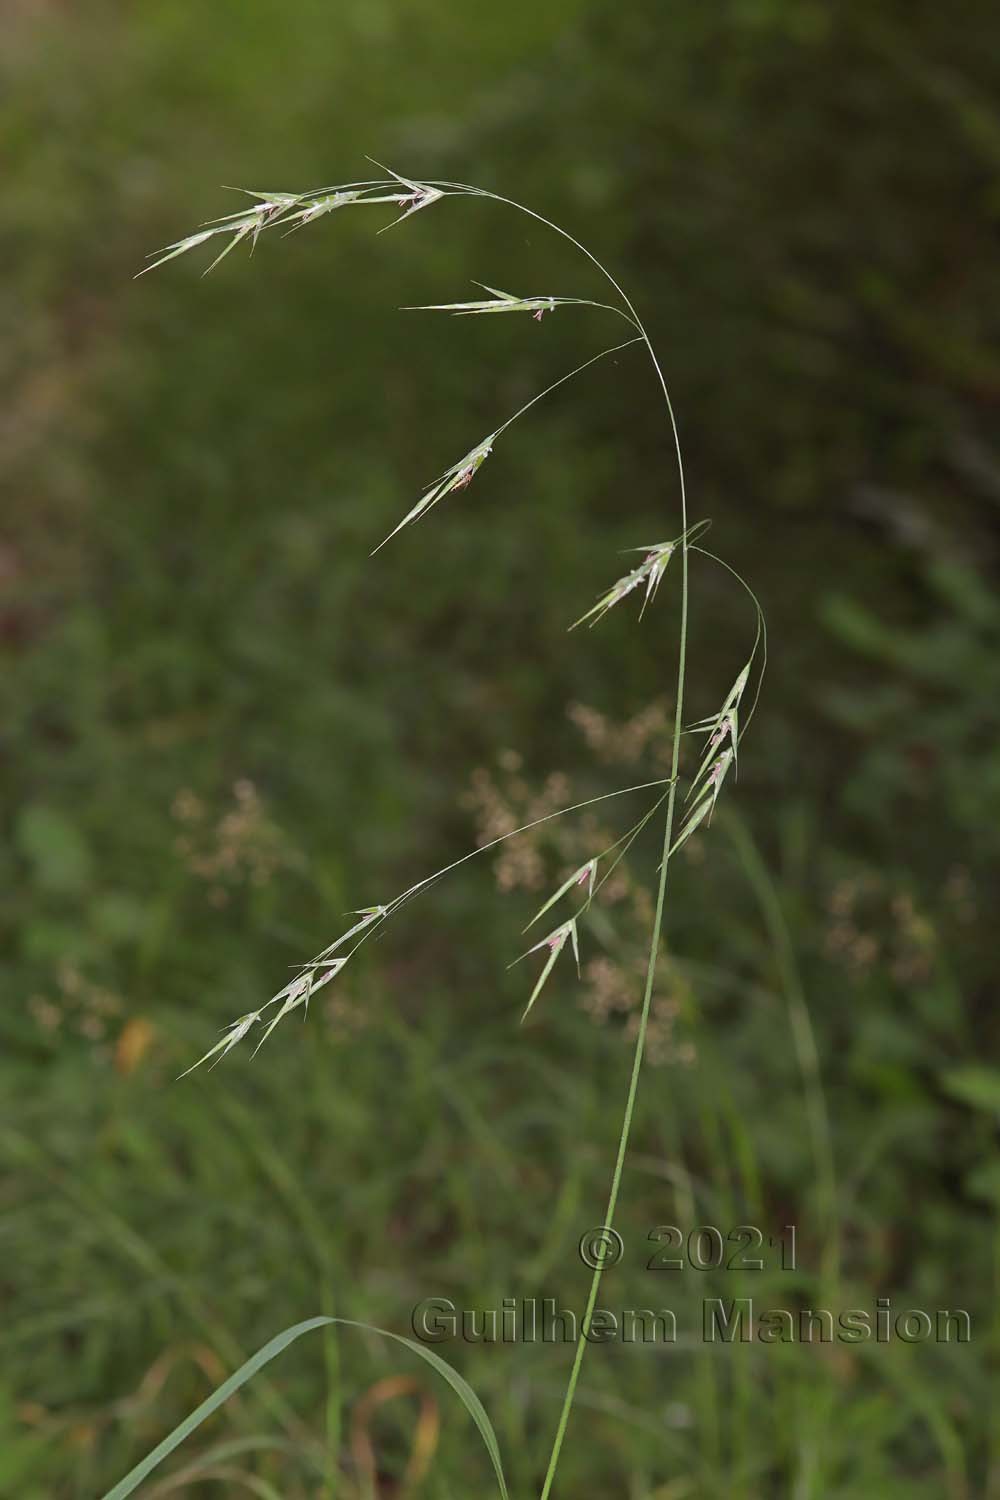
3,2 -> 999,1495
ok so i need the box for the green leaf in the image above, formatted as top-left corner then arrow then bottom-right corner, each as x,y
99,1316 -> 509,1500
941,1066 -> 1000,1114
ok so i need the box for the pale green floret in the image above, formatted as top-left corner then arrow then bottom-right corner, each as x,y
670,658 -> 754,856
136,171 -> 446,279
571,540 -> 677,629
250,959 -> 346,1055
279,190 -> 365,231
179,905 -> 388,1073
176,1010 -> 261,1079
372,434 -> 497,553
512,918 -> 581,1022
526,859 -> 597,930
405,282 -> 562,317
368,159 -> 445,229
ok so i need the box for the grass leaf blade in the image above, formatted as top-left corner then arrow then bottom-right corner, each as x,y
99,1316 -> 509,1500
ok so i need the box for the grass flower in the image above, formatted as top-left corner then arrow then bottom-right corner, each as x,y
670,659 -> 755,856
176,1010 -> 261,1078
372,434 -> 497,553
367,160 -> 445,229
512,917 -> 581,1022
405,282 -> 561,318
571,525 -> 708,629
526,858 -> 597,929
279,189 -> 365,232
136,167 -> 447,280
179,906 -> 386,1074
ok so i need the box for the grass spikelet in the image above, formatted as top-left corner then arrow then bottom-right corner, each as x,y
366,158 -> 445,229
511,918 -> 580,1022
687,660 -> 751,778
571,520 -> 713,630
184,907 -> 386,1073
136,167 -> 449,280
570,543 -> 675,629
404,282 -> 560,319
136,226 -> 231,278
371,434 -> 497,553
525,859 -> 597,929
305,906 -> 385,966
669,661 -> 752,855
278,189 -> 365,233
176,1010 -> 261,1079
250,960 -> 346,1055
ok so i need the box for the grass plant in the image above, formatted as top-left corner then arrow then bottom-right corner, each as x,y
107,164 -> 768,1499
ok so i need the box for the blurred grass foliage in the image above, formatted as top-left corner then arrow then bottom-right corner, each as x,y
2,0 -> 999,1494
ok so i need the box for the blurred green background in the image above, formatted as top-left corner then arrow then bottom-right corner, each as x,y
3,1 -> 999,1495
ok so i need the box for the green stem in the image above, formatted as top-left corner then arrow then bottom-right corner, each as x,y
537,639 -> 687,1500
